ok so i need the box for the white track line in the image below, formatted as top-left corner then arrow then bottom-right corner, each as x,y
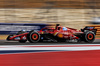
0,44 -> 99,51
1,44 -> 100,46
0,46 -> 100,51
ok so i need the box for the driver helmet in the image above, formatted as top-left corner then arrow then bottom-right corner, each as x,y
21,30 -> 26,32
63,27 -> 67,31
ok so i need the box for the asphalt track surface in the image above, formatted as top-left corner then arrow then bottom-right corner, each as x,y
0,39 -> 100,45
0,39 -> 100,66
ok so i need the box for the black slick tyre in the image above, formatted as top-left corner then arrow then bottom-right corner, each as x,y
17,31 -> 27,43
27,31 -> 40,43
84,31 -> 95,43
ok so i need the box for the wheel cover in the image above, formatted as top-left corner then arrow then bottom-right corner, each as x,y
32,34 -> 38,40
87,34 -> 93,40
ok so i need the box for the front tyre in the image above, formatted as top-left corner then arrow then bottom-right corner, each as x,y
27,31 -> 40,43
84,31 -> 95,43
17,31 -> 27,43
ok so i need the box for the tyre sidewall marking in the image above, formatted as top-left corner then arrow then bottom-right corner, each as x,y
85,31 -> 95,42
87,34 -> 93,40
32,34 -> 38,40
29,31 -> 40,42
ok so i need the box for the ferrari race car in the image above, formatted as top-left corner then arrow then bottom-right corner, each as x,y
7,24 -> 97,43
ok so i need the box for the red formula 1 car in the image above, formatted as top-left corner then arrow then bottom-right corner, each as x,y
7,24 -> 97,43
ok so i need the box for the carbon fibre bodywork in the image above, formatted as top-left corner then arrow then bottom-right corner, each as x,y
7,24 -> 97,43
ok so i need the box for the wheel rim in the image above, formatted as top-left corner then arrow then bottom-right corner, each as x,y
32,34 -> 38,40
87,34 -> 93,40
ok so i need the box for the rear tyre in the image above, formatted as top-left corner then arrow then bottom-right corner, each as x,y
27,31 -> 40,43
84,31 -> 95,43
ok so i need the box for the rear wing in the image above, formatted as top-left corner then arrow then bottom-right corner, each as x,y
81,26 -> 97,34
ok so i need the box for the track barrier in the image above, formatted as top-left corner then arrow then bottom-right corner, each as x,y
0,23 -> 52,34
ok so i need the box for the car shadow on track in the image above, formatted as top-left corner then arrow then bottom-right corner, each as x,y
3,41 -> 100,45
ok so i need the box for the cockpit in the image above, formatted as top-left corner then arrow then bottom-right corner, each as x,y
62,27 -> 67,31
55,24 -> 67,31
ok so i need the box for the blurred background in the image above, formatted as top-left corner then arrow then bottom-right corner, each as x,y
0,0 -> 100,39
0,1 -> 100,66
